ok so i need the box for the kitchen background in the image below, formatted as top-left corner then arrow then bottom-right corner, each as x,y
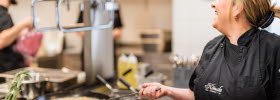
10,0 -> 280,57
0,0 -> 279,99
7,0 -> 280,88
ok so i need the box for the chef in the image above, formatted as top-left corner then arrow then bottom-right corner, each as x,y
139,0 -> 280,100
0,0 -> 33,74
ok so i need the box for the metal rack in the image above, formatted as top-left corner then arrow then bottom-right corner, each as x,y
31,0 -> 118,32
31,0 -> 118,84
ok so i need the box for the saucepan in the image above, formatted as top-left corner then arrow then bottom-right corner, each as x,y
1,72 -> 48,100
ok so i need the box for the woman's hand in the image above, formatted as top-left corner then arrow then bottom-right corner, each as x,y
139,83 -> 195,100
139,83 -> 170,99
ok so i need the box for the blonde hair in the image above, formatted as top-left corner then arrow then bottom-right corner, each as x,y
232,0 -> 280,28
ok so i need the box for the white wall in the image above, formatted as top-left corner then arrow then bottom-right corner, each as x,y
119,0 -> 172,43
173,0 -> 220,56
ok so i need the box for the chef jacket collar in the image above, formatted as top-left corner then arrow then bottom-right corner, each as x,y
0,5 -> 8,11
225,27 -> 258,47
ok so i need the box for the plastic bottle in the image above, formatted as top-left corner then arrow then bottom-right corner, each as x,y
126,53 -> 139,89
117,54 -> 128,89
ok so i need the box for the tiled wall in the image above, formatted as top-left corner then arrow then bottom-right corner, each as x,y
119,0 -> 172,43
173,0 -> 220,56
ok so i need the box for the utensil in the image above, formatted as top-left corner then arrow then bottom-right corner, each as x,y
96,75 -> 131,94
119,78 -> 137,93
96,74 -> 113,91
122,68 -> 132,76
96,75 -> 139,100
144,70 -> 154,78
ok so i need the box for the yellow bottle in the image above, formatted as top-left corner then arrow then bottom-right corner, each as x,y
117,54 -> 129,89
126,53 -> 138,89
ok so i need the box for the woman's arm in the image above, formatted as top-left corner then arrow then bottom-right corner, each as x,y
139,83 -> 195,100
0,17 -> 32,49
167,87 -> 195,100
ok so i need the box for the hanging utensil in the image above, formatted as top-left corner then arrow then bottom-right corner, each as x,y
56,0 -> 118,32
96,74 -> 113,91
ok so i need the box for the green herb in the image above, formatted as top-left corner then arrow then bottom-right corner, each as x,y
5,70 -> 31,100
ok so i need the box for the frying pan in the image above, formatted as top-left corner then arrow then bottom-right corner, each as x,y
35,90 -> 109,100
96,75 -> 133,94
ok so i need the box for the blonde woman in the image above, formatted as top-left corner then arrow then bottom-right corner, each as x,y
139,0 -> 280,100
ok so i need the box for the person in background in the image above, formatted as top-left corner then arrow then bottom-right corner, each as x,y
139,0 -> 280,100
0,0 -> 33,73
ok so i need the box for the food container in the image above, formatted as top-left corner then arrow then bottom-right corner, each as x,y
20,72 -> 48,100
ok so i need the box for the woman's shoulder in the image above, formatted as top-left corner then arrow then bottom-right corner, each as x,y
259,30 -> 280,49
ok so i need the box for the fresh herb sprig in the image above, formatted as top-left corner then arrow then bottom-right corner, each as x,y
5,70 -> 31,100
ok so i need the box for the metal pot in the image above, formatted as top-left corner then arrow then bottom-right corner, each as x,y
20,73 -> 48,100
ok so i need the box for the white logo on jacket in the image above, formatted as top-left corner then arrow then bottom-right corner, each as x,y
204,83 -> 223,94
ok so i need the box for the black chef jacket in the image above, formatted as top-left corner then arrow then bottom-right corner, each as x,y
189,27 -> 280,100
0,6 -> 25,74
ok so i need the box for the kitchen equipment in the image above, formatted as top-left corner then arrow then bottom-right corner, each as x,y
56,0 -> 117,32
0,71 -> 47,100
96,75 -> 133,95
31,0 -> 118,85
83,0 -> 116,84
144,70 -> 154,78
20,72 -> 48,100
96,75 -> 113,91
96,75 -> 142,100
170,54 -> 200,88
0,67 -> 81,92
118,78 -> 137,93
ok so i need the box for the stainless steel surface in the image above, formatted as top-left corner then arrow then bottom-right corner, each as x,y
170,54 -> 200,68
84,0 -> 115,85
56,0 -> 117,32
20,73 -> 47,100
170,55 -> 200,88
1,67 -> 80,92
32,0 -> 117,85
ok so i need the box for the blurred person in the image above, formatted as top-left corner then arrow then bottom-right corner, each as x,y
139,0 -> 280,100
0,0 -> 33,73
